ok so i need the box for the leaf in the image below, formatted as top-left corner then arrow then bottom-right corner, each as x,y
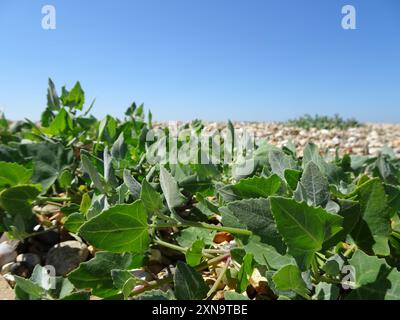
140,178 -> 162,213
284,169 -> 301,190
272,265 -> 310,299
63,212 -> 86,233
351,178 -> 391,256
302,143 -> 344,184
159,166 -> 186,210
81,154 -> 106,193
312,282 -> 340,300
176,227 -> 216,248
230,174 -> 281,199
68,252 -> 133,298
111,269 -> 138,299
60,81 -> 85,110
237,253 -> 254,293
47,108 -> 73,135
174,261 -> 208,300
269,197 -> 343,269
46,78 -> 60,110
185,239 -> 204,267
80,193 -> 91,215
297,161 -> 330,207
244,236 -> 295,270
0,184 -> 41,218
79,200 -> 149,254
0,162 -> 32,189
224,292 -> 250,300
111,133 -> 127,161
103,147 -> 118,187
14,276 -> 46,300
346,250 -> 400,300
220,198 -> 286,254
194,193 -> 219,216
123,170 -> 141,200
135,289 -> 175,300
268,149 -> 297,179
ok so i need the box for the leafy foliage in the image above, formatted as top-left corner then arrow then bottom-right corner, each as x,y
1,80 -> 400,300
285,114 -> 362,130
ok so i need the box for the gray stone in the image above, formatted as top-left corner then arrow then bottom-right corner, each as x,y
0,241 -> 19,268
45,240 -> 89,276
16,253 -> 41,269
1,262 -> 14,275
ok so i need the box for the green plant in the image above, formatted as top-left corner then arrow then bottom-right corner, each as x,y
1,80 -> 399,300
285,114 -> 362,130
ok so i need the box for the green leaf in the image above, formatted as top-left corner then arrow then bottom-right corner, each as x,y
0,162 -> 32,189
68,252 -> 133,298
312,282 -> 340,300
351,178 -> 391,256
185,239 -> 204,267
60,81 -> 85,110
140,178 -> 163,213
346,250 -> 400,300
58,169 -> 73,189
111,133 -> 127,161
14,276 -> 46,300
269,197 -> 343,269
297,161 -> 329,207
176,227 -> 216,247
63,212 -> 86,233
111,269 -> 137,299
174,261 -> 208,300
284,169 -> 301,190
135,289 -> 175,300
0,184 -> 41,218
81,154 -> 106,193
272,264 -> 310,299
268,149 -> 298,179
194,193 -> 219,216
244,236 -> 295,270
47,108 -> 73,135
79,200 -> 149,254
237,253 -> 254,293
80,193 -> 91,215
220,198 -> 286,253
46,78 -> 60,110
230,174 -> 281,199
159,166 -> 186,210
224,291 -> 250,300
123,169 -> 141,200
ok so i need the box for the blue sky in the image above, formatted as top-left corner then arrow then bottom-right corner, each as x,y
0,0 -> 399,122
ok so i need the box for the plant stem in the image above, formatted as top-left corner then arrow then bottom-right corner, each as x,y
155,221 -> 253,235
37,196 -> 71,203
153,238 -> 187,253
206,258 -> 230,299
196,253 -> 231,272
129,276 -> 173,297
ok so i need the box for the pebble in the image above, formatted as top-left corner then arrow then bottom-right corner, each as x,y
16,253 -> 41,269
1,262 -> 14,275
9,262 -> 31,278
0,275 -> 15,300
154,122 -> 400,157
45,240 -> 89,276
0,241 -> 19,268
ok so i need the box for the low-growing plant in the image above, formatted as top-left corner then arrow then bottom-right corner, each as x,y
285,114 -> 362,130
0,80 -> 399,300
